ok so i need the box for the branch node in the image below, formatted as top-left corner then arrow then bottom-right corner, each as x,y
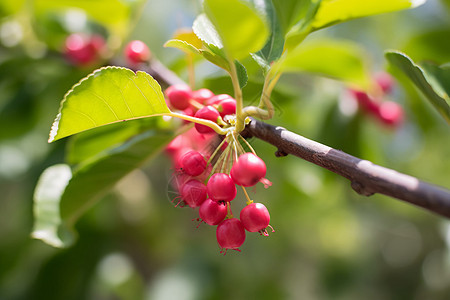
275,149 -> 288,157
351,181 -> 374,197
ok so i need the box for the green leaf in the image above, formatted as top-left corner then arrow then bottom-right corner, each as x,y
32,164 -> 74,248
403,29 -> 450,64
311,0 -> 426,30
421,62 -> 450,99
251,0 -> 285,73
49,66 -> 170,142
386,51 -> 450,123
275,39 -> 371,88
203,0 -> 269,60
32,129 -> 175,248
271,0 -> 314,35
164,39 -> 200,55
235,60 -> 249,89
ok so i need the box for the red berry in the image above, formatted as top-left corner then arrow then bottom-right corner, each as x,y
207,94 -> 233,106
378,101 -> 403,127
180,179 -> 207,208
180,150 -> 207,176
166,85 -> 192,110
217,98 -> 236,118
216,218 -> 246,250
192,89 -> 214,104
230,153 -> 266,187
125,40 -> 151,64
199,199 -> 227,225
194,106 -> 220,134
349,89 -> 380,115
240,203 -> 270,233
65,33 -> 105,66
207,173 -> 236,202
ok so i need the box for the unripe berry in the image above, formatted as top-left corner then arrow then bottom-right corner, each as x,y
230,153 -> 266,187
166,84 -> 192,110
125,40 -> 151,64
180,179 -> 207,208
216,218 -> 246,250
207,173 -> 236,202
240,203 -> 270,233
180,150 -> 206,176
194,105 -> 220,134
199,199 -> 227,225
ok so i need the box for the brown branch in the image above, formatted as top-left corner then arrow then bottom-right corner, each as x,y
136,58 -> 450,218
242,118 -> 450,218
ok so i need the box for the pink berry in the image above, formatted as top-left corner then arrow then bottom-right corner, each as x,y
180,179 -> 207,208
194,106 -> 220,134
192,89 -> 214,104
65,33 -> 105,66
207,94 -> 234,106
349,89 -> 380,115
374,72 -> 394,94
125,40 -> 151,64
199,199 -> 227,225
217,98 -> 236,118
216,218 -> 246,250
378,101 -> 403,127
207,173 -> 236,202
166,85 -> 192,110
230,153 -> 266,187
180,150 -> 207,176
240,203 -> 270,233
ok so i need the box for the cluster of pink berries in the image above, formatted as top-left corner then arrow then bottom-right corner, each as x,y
164,85 -> 272,254
64,34 -> 151,67
349,73 -> 404,127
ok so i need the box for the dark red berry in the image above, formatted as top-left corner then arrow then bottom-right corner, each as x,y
166,85 -> 192,110
194,105 -> 220,134
199,199 -> 227,225
125,40 -> 151,64
192,88 -> 214,104
180,150 -> 207,176
217,98 -> 236,118
378,101 -> 403,127
216,218 -> 246,250
207,173 -> 237,202
230,153 -> 266,187
240,203 -> 270,233
180,179 -> 207,208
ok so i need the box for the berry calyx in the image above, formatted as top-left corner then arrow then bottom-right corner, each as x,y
216,218 -> 246,252
240,203 -> 271,235
124,40 -> 151,64
166,84 -> 192,110
230,153 -> 266,187
207,173 -> 237,202
199,199 -> 227,225
180,150 -> 206,176
180,179 -> 207,208
194,105 -> 220,134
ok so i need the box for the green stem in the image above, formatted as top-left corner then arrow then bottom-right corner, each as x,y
165,112 -> 227,135
228,60 -> 245,133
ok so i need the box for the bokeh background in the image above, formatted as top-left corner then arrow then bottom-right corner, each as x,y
1,0 -> 450,299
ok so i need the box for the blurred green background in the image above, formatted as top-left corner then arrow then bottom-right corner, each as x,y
1,0 -> 449,299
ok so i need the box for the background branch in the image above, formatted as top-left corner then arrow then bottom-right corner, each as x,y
137,58 -> 450,219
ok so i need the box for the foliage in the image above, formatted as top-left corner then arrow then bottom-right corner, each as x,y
1,0 -> 449,299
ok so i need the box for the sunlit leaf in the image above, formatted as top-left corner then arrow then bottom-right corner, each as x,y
311,0 -> 426,30
203,0 -> 269,60
164,39 -> 200,55
32,129 -> 175,248
172,29 -> 204,49
275,39 -> 371,88
49,66 -> 170,142
386,51 -> 450,123
271,0 -> 313,35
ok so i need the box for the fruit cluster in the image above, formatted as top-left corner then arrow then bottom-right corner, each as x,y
349,72 -> 404,127
164,85 -> 273,254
